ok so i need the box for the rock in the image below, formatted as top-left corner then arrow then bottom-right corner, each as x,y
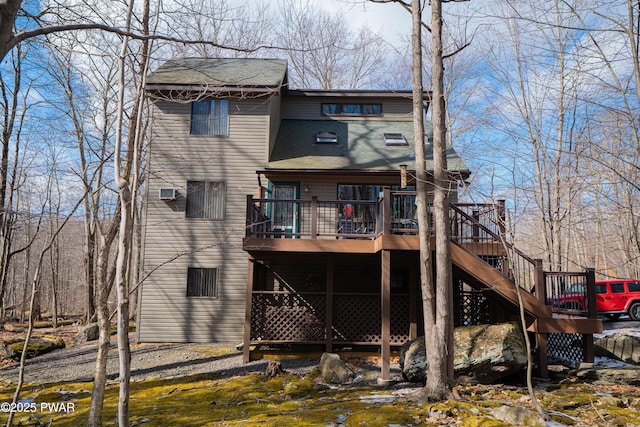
319,352 -> 354,384
576,367 -> 640,386
594,333 -> 640,365
2,336 -> 65,360
74,323 -> 99,343
3,323 -> 25,333
399,322 -> 528,384
491,405 -> 545,426
265,360 -> 283,377
399,334 -> 428,383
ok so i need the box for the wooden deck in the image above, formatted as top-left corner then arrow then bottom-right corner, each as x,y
242,191 -> 602,378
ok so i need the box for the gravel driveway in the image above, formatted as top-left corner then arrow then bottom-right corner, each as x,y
0,336 -> 322,384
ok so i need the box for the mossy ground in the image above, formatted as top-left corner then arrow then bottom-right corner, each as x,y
0,373 -> 639,426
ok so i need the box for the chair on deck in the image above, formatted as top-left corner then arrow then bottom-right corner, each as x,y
337,215 -> 354,236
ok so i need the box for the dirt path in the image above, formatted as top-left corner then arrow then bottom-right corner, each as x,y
0,336 -> 323,385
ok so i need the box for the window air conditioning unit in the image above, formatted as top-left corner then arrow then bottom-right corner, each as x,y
159,188 -> 177,201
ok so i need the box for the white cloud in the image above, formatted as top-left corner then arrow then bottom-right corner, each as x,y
293,0 -> 412,48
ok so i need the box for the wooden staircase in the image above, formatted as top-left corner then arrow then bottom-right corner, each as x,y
450,240 -> 602,376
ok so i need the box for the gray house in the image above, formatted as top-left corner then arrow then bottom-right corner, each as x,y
138,58 -> 600,379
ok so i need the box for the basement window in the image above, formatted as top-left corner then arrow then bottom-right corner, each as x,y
187,267 -> 218,298
383,133 -> 408,146
316,131 -> 339,144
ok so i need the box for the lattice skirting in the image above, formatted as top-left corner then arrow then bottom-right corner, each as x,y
454,290 -> 490,327
548,333 -> 585,364
250,293 -> 411,345
251,293 -> 326,342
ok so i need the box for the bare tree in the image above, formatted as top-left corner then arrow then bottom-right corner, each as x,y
6,175 -> 85,427
422,0 -> 455,400
276,0 -> 388,89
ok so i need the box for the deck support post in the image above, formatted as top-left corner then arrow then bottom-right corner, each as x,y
380,250 -> 391,382
325,259 -> 334,353
536,332 -> 549,379
243,258 -> 255,363
533,258 -> 548,377
409,261 -> 418,339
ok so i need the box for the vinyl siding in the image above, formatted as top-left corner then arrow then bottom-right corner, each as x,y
138,98 -> 269,343
280,97 -> 412,121
268,94 -> 281,158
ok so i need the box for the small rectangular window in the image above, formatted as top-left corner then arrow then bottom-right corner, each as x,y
186,181 -> 226,219
321,103 -> 382,116
187,268 -> 217,297
363,104 -> 381,115
341,104 -> 361,115
190,100 -> 229,136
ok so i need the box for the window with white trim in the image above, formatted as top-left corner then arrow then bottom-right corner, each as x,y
190,100 -> 229,136
187,268 -> 218,297
186,181 -> 226,219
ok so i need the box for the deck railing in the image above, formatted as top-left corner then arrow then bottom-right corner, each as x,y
245,191 -> 597,319
245,190 -> 502,241
542,269 -> 597,318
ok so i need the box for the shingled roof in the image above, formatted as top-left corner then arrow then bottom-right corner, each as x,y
146,58 -> 288,89
266,119 -> 468,173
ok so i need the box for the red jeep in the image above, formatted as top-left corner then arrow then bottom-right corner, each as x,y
547,279 -> 640,320
596,279 -> 640,321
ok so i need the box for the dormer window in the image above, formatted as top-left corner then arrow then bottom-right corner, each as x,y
316,131 -> 338,144
383,133 -> 408,146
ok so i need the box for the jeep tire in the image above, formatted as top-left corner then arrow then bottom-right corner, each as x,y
629,302 -> 640,321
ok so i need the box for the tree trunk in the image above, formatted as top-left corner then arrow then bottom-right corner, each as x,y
422,0 -> 454,400
410,0 -> 441,402
87,243 -> 112,427
87,301 -> 110,427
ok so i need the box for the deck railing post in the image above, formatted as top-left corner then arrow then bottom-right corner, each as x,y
497,199 -> 506,240
534,259 -> 545,302
311,196 -> 318,239
383,188 -> 392,235
246,195 -> 253,238
472,209 -> 480,242
586,267 -> 596,319
583,267 -> 597,363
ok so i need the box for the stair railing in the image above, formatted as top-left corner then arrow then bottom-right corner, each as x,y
449,204 -> 538,293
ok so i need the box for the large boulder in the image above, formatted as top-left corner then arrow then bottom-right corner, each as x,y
319,352 -> 354,384
74,323 -> 99,343
399,322 -> 528,384
491,405 -> 545,427
2,336 -> 65,360
576,367 -> 640,386
594,333 -> 640,365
